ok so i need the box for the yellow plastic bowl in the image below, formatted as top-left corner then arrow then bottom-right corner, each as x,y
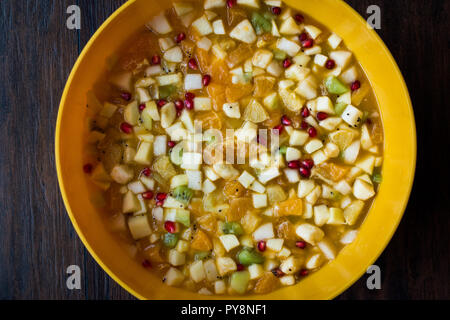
56,0 -> 416,300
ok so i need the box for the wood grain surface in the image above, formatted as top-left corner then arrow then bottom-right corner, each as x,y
0,0 -> 448,300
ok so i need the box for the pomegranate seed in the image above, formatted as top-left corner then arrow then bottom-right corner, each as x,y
294,13 -> 304,24
156,193 -> 168,201
188,58 -> 198,70
139,103 -> 146,111
164,221 -> 176,233
151,55 -> 161,65
299,167 -> 311,178
185,92 -> 195,100
317,112 -> 328,121
281,115 -> 292,126
142,191 -> 154,200
273,124 -> 284,135
257,241 -> 266,252
283,58 -> 292,68
157,99 -> 167,107
120,122 -> 133,134
288,161 -> 301,169
120,92 -> 131,101
202,74 -> 211,86
156,200 -> 164,207
142,260 -> 152,268
300,120 -> 309,130
142,167 -> 151,176
167,141 -> 176,148
174,100 -> 184,110
300,269 -> 309,276
295,241 -> 307,249
302,39 -> 314,48
300,159 -> 314,170
272,268 -> 285,278
226,0 -> 236,8
325,59 -> 336,69
184,99 -> 194,110
272,7 -> 282,15
175,32 -> 186,43
351,80 -> 361,91
237,264 -> 244,271
83,164 -> 93,174
307,126 -> 317,137
299,32 -> 308,42
301,106 -> 310,118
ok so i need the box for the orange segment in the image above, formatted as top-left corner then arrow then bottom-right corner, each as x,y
190,229 -> 212,251
227,198 -> 252,222
223,180 -> 246,198
275,198 -> 303,216
226,83 -> 253,102
195,111 -> 222,130
315,162 -> 350,182
207,83 -> 227,111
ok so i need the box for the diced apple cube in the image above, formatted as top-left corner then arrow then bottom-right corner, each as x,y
306,253 -> 323,270
293,53 -> 311,66
176,239 -> 189,253
212,19 -> 226,34
327,207 -> 346,225
184,74 -> 202,91
266,239 -> 284,252
110,165 -> 134,184
134,142 -> 153,165
230,19 -> 256,43
124,101 -> 139,125
156,73 -> 182,86
128,215 -> 151,240
190,260 -> 206,282
213,163 -> 239,180
323,142 -> 340,158
295,79 -> 317,100
298,179 -> 315,198
214,280 -> 227,294
304,25 -> 322,39
355,155 -> 376,175
186,170 -> 202,190
304,139 -> 323,154
328,33 -> 342,49
334,179 -> 352,195
329,50 -> 352,68
147,13 -> 172,34
163,196 -> 186,209
285,65 -> 310,82
312,150 -> 328,165
143,101 -> 160,121
170,174 -> 188,189
204,166 -> 220,181
314,205 -> 330,227
253,222 -> 274,241
202,259 -> 218,282
279,17 -> 302,35
317,238 -> 336,260
236,171 -> 255,188
237,0 -> 260,8
152,135 -> 166,156
340,230 -> 358,244
128,181 -> 146,194
280,256 -> 302,274
122,191 -> 140,213
340,65 -> 358,84
341,104 -> 363,127
180,152 -> 201,170
289,130 -> 309,146
320,117 -> 342,131
342,140 -> 360,164
100,102 -> 117,118
160,102 -> 176,128
158,37 -> 175,51
223,102 -> 241,118
305,185 -> 321,204
343,200 -> 365,225
248,264 -> 264,280
314,54 -> 328,67
280,275 -> 295,286
277,37 -> 301,56
192,15 -> 213,35
284,169 -> 300,183
266,61 -> 283,77
252,193 -> 268,209
216,257 -> 237,276
219,234 -> 240,252
258,167 -> 281,184
193,97 -> 212,111
252,49 -> 273,69
285,147 -> 301,162
212,44 -> 227,60
250,180 -> 266,193
164,267 -> 185,286
204,0 -> 226,9
304,45 -> 322,55
197,36 -> 212,50
353,178 -> 375,200
140,176 -> 155,190
296,223 -> 324,245
271,19 -> 280,37
173,2 -> 193,16
168,249 -> 186,266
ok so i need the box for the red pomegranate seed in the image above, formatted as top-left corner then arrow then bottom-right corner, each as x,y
142,191 -> 154,200
139,103 -> 146,111
156,193 -> 168,201
288,161 -> 300,169
156,200 -> 164,207
283,58 -> 292,68
317,112 -> 328,121
142,260 -> 152,268
257,241 -> 266,252
351,80 -> 361,91
300,159 -> 314,170
281,115 -> 292,126
325,59 -> 336,69
167,140 -> 176,148
151,55 -> 161,65
188,58 -> 198,70
237,264 -> 244,271
185,92 -> 195,100
184,99 -> 194,110
300,120 -> 309,130
83,164 -> 93,174
300,269 -> 309,276
120,92 -> 131,101
272,268 -> 285,278
307,126 -> 317,137
226,0 -> 236,8
157,99 -> 167,107
174,100 -> 184,110
120,122 -> 133,134
142,167 -> 151,176
272,7 -> 282,15
301,106 -> 310,118
299,167 -> 311,178
295,241 -> 307,249
164,221 -> 176,233
294,13 -> 304,24
202,74 -> 211,86
302,39 -> 314,48
175,32 -> 186,43
299,32 -> 308,42
273,124 -> 284,135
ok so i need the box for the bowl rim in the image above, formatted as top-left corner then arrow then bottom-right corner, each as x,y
55,0 -> 416,300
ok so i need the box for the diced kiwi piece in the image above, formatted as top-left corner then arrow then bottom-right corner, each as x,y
159,85 -> 177,99
194,251 -> 211,261
172,186 -> 194,205
251,12 -> 271,35
325,76 -> 349,95
175,209 -> 190,227
221,222 -> 244,236
279,146 -> 287,155
334,102 -> 347,116
273,49 -> 287,61
372,173 -> 382,184
237,248 -> 264,266
170,142 -> 185,165
230,271 -> 250,295
163,233 -> 179,248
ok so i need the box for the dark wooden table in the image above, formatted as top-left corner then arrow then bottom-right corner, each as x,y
0,0 -> 448,300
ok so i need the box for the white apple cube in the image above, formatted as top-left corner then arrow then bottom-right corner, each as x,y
168,249 -> 186,266
160,102 -> 176,128
204,166 -> 220,181
186,170 -> 202,190
279,256 -> 302,274
164,267 -> 184,286
184,74 -> 203,91
298,179 -> 315,198
314,205 -> 330,227
258,167 -> 281,184
223,102 -> 241,118
305,185 -> 321,205
314,54 -> 328,67
317,239 -> 336,260
197,36 -> 212,51
329,50 -> 352,68
295,79 -> 317,100
252,49 -> 273,69
285,65 -> 310,82
341,104 -> 363,127
353,178 -> 375,200
266,239 -> 284,252
252,193 -> 268,209
296,223 -> 324,245
253,223 -> 274,241
340,230 -> 358,244
216,257 -> 237,276
304,25 -> 322,39
192,15 -> 213,35
163,46 -> 183,63
190,260 -> 206,282
276,38 -> 301,56
202,179 -> 216,194
219,234 -> 240,252
306,253 -> 323,269
147,13 -> 172,34
279,17 -> 301,35
212,19 -> 225,34
284,169 -> 300,183
170,174 -> 188,189
289,130 -> 309,146
248,264 -> 264,280
238,171 -> 256,188
323,142 -> 340,158
334,179 -> 352,195
342,140 -> 360,164
328,33 -> 342,49
194,97 -> 212,111
250,181 -> 266,193
204,0 -> 226,9
230,19 -> 256,43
